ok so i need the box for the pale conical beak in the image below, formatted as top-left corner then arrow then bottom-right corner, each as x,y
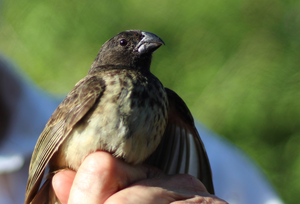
136,31 -> 165,54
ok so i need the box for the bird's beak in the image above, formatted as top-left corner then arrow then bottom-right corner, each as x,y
136,31 -> 165,54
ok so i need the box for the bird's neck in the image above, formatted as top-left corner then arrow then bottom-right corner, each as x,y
89,55 -> 153,74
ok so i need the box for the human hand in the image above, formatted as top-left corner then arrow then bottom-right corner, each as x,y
52,151 -> 227,204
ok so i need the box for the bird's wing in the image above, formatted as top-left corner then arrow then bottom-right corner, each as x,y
25,75 -> 106,204
146,88 -> 215,194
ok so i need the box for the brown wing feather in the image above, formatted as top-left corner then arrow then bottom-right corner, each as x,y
146,88 -> 215,194
25,75 -> 106,204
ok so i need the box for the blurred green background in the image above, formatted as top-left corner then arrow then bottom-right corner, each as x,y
1,0 -> 299,203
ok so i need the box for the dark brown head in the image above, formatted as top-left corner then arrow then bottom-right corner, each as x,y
90,30 -> 164,72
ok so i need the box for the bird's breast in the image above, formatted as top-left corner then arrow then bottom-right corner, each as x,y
58,69 -> 169,170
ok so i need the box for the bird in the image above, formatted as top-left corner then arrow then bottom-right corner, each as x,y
25,30 -> 214,204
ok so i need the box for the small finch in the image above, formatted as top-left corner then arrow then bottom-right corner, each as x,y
25,30 -> 214,204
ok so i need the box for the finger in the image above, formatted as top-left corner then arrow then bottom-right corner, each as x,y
104,174 -> 195,204
171,195 -> 228,204
105,185 -> 183,204
105,173 -> 227,204
67,151 -> 149,204
159,174 -> 208,194
52,170 -> 76,204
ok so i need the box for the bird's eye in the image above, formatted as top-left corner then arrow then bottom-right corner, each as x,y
119,39 -> 128,46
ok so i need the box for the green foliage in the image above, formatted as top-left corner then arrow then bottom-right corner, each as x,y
1,0 -> 299,203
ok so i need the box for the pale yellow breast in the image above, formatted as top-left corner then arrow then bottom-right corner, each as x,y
58,69 -> 168,170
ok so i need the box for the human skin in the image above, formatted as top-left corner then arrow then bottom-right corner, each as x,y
52,151 -> 227,204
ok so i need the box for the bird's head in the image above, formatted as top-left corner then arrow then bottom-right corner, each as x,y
90,30 -> 165,72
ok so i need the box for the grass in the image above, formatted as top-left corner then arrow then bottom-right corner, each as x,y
1,0 -> 299,203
